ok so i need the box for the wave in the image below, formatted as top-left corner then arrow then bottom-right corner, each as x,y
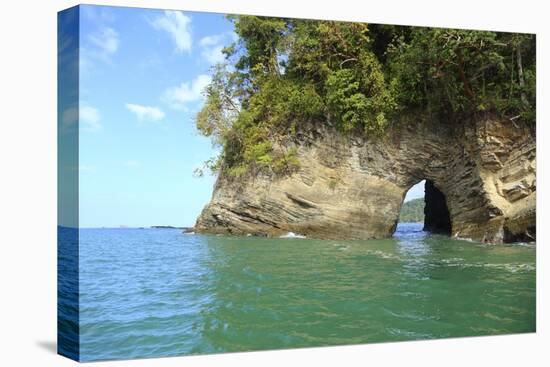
279,232 -> 306,238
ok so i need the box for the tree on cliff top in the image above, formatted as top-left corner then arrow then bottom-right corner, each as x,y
195,16 -> 535,177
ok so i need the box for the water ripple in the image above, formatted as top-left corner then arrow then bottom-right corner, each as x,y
68,225 -> 536,361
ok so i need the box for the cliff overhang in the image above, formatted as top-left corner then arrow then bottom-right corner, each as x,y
195,116 -> 536,244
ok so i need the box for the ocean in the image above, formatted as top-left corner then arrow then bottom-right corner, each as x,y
59,223 -> 536,361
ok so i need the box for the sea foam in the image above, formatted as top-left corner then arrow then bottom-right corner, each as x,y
279,232 -> 306,238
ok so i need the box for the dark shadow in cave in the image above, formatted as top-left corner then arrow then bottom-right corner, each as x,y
396,179 -> 452,237
423,180 -> 452,235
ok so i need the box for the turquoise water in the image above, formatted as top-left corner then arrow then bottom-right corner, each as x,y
75,223 -> 535,361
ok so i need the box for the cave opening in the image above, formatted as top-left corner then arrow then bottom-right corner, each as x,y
398,179 -> 452,235
423,180 -> 452,235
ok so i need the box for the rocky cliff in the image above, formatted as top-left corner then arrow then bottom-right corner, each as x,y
195,116 -> 535,243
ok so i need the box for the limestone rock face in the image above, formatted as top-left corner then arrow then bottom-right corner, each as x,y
195,117 -> 535,243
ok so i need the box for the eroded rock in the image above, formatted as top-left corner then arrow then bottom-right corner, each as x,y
195,116 -> 535,243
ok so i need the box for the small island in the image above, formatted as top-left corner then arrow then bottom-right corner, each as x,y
399,198 -> 424,223
192,16 -> 535,243
151,225 -> 183,229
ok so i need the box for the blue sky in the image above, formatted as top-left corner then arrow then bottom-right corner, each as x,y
69,5 -> 423,227
75,5 -> 237,227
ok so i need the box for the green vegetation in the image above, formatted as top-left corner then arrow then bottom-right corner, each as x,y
195,16 -> 536,177
399,198 -> 425,223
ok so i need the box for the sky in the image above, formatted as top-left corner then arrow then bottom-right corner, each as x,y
405,180 -> 425,202
74,5 -> 236,228
66,5 -> 424,228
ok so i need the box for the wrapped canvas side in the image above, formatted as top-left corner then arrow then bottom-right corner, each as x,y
57,5 -> 80,362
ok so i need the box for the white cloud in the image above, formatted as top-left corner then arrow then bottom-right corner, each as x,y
152,11 -> 192,53
76,7 -> 118,78
88,27 -> 119,55
202,44 -> 225,64
199,33 -> 230,64
199,34 -> 224,47
81,27 -> 119,75
80,105 -> 101,131
229,31 -> 239,43
163,74 -> 211,110
81,26 -> 119,77
125,103 -> 165,122
81,5 -> 115,24
61,104 -> 101,132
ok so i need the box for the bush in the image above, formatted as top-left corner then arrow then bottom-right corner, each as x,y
195,16 -> 536,177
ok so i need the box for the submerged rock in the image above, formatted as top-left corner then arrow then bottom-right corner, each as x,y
195,116 -> 535,243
